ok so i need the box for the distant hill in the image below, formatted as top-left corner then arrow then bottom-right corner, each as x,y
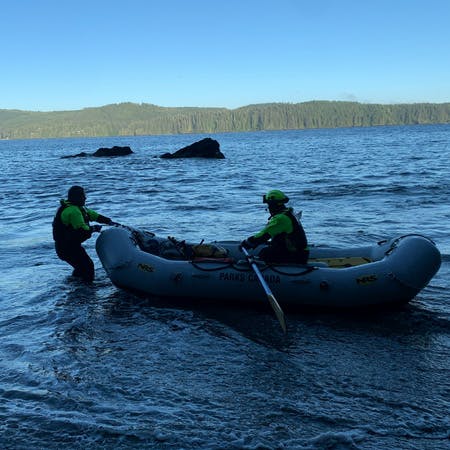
1,101 -> 449,139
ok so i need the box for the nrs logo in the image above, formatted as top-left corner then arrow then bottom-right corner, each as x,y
356,274 -> 377,285
138,263 -> 154,273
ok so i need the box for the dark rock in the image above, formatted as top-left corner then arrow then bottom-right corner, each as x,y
61,151 -> 89,159
160,138 -> 224,159
93,146 -> 133,157
62,146 -> 133,158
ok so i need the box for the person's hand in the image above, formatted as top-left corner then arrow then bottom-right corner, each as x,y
91,225 -> 102,233
240,238 -> 256,250
98,215 -> 113,225
240,239 -> 250,250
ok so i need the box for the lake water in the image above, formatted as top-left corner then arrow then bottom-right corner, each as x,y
0,125 -> 449,449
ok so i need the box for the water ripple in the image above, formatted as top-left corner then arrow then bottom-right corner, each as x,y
1,125 -> 450,449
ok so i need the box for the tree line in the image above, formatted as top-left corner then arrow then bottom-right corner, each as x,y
0,101 -> 449,139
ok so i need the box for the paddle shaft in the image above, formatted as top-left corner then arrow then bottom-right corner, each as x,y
242,247 -> 287,334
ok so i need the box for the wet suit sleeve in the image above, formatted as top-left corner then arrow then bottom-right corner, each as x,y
85,208 -> 99,222
246,214 -> 293,247
86,208 -> 112,225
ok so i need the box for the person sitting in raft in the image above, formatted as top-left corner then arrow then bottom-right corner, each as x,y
240,189 -> 309,264
52,185 -> 114,282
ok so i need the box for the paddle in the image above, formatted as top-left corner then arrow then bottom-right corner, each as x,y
241,246 -> 287,334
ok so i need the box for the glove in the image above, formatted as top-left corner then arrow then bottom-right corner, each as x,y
97,215 -> 112,225
240,237 -> 257,250
91,225 -> 102,233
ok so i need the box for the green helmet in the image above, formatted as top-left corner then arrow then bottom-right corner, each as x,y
263,189 -> 289,204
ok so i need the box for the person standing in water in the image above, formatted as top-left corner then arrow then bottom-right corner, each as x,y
52,185 -> 114,282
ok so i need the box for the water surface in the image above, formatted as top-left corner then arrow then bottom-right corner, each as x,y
0,125 -> 449,449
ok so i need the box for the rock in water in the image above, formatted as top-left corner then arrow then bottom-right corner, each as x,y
92,146 -> 133,157
62,146 -> 133,158
61,152 -> 89,159
160,138 -> 224,159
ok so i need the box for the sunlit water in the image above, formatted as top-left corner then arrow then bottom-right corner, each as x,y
0,125 -> 449,449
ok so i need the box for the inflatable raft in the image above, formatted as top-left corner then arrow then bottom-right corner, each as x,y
96,227 -> 441,309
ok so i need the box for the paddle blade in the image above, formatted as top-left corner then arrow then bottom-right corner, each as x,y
267,293 -> 287,334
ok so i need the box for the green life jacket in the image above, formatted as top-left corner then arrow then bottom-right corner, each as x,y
52,201 -> 91,245
271,209 -> 308,253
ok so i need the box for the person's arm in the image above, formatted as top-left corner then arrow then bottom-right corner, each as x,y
86,208 -> 112,224
242,214 -> 292,249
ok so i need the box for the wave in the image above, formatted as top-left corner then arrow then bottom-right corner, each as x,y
301,182 -> 450,199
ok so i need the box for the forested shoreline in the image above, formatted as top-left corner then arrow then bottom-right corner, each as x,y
1,101 -> 449,139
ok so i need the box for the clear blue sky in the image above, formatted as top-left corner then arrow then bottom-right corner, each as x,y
2,0 -> 449,111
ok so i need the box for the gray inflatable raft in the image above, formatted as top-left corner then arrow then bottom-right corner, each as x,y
96,227 -> 441,308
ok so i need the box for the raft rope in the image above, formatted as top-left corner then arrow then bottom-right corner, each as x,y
384,233 -> 436,256
130,231 -> 322,277
191,236 -> 438,275
383,234 -> 438,291
190,259 -> 317,276
132,233 -> 318,276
